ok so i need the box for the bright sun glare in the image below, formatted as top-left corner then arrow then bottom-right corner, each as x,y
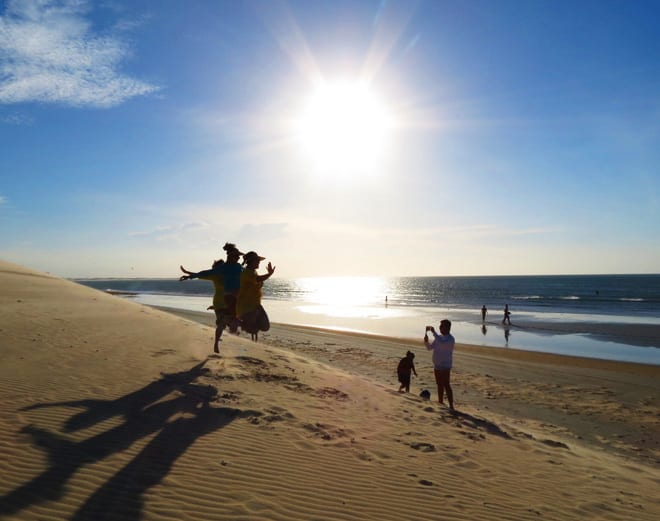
296,81 -> 394,177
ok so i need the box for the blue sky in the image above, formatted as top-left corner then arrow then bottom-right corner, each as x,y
1,0 -> 658,278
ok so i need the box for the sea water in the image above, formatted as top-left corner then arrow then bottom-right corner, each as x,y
76,274 -> 660,365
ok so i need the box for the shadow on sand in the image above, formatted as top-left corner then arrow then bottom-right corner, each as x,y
450,409 -> 513,440
0,360 -> 261,520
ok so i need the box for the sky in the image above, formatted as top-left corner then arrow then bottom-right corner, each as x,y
1,0 -> 659,278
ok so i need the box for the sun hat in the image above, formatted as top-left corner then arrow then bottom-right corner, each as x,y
243,251 -> 265,264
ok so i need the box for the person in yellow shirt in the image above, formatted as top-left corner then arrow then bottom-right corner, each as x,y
179,259 -> 226,353
236,251 -> 275,341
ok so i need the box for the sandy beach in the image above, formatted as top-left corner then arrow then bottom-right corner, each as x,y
1,260 -> 659,521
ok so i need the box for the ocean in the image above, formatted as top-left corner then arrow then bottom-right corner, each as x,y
75,274 -> 660,365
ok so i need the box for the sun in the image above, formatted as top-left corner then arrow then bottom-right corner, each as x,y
295,81 -> 394,177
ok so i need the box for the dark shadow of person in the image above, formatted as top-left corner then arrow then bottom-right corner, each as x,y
450,410 -> 512,440
481,324 -> 487,336
20,360 -> 210,433
71,405 -> 257,521
0,360 -> 261,519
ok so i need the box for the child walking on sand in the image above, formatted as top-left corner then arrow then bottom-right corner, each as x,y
397,351 -> 418,393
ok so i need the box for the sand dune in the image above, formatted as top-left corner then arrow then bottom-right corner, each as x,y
1,260 -> 658,520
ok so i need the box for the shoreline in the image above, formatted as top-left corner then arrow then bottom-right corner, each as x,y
2,260 -> 659,520
159,306 -> 660,467
145,297 -> 660,365
156,306 -> 660,373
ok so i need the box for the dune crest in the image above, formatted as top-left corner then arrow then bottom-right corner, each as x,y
0,260 -> 658,520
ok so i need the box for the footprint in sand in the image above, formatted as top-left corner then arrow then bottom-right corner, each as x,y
151,349 -> 177,357
408,442 -> 436,452
315,387 -> 349,401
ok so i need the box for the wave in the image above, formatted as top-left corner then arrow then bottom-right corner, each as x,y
105,289 -> 139,296
75,275 -> 660,319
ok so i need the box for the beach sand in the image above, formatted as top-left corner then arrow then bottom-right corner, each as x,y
1,260 -> 658,520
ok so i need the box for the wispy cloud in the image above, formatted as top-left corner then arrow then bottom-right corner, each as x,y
129,221 -> 211,242
1,111 -> 33,125
0,195 -> 7,205
0,0 -> 159,107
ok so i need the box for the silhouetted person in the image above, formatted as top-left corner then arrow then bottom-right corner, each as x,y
397,351 -> 417,393
237,251 -> 275,341
180,259 -> 226,353
502,304 -> 511,325
481,305 -> 487,322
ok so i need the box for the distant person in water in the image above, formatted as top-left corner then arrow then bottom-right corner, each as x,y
481,305 -> 488,322
236,251 -> 275,342
424,319 -> 455,410
397,351 -> 418,393
179,259 -> 226,353
502,304 -> 511,325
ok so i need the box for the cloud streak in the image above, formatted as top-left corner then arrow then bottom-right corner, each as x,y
0,0 -> 159,107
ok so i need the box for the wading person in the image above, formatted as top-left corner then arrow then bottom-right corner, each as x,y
502,304 -> 511,325
424,319 -> 455,410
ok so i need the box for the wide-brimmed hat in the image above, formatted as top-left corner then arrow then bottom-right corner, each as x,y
243,251 -> 265,264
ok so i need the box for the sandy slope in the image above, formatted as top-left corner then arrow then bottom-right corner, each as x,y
1,260 -> 658,521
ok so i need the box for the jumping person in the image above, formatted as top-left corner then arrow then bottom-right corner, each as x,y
236,251 -> 275,341
220,242 -> 244,333
179,259 -> 226,353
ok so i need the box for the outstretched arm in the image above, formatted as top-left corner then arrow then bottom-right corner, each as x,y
256,262 -> 276,282
179,265 -> 197,281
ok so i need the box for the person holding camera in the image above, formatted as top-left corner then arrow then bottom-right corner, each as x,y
424,319 -> 455,410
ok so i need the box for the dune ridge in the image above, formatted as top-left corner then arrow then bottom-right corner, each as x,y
0,260 -> 658,520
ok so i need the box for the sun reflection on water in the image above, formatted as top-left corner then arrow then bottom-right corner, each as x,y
295,277 -> 388,306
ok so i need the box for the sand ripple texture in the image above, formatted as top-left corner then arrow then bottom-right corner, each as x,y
0,260 -> 659,521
